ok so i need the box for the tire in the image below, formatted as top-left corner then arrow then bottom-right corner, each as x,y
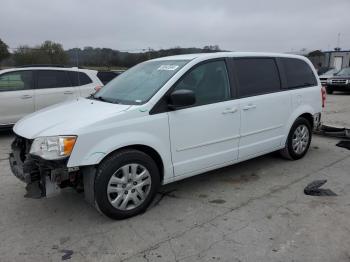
326,86 -> 333,94
94,149 -> 160,219
280,117 -> 312,160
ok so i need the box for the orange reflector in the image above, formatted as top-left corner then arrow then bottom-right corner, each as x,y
63,137 -> 77,155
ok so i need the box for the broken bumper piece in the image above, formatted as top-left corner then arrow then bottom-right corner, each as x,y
314,124 -> 350,139
9,135 -> 77,199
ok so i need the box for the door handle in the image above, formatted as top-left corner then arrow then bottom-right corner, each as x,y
63,91 -> 74,95
242,104 -> 257,111
20,95 -> 32,99
222,107 -> 238,114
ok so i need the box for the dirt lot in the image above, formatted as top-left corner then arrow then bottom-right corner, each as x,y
0,93 -> 350,262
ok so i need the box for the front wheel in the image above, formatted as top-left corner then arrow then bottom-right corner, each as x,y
94,149 -> 160,219
280,117 -> 312,160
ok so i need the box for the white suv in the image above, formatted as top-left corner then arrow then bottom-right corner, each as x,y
0,66 -> 103,127
9,52 -> 323,219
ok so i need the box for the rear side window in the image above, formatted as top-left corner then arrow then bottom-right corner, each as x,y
281,58 -> 317,89
68,71 -> 93,86
234,58 -> 281,97
0,71 -> 33,92
97,71 -> 119,85
37,70 -> 71,89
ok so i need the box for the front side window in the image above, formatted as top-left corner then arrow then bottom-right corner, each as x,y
0,71 -> 33,92
281,58 -> 317,89
37,70 -> 71,89
173,60 -> 230,106
95,60 -> 189,104
234,58 -> 281,98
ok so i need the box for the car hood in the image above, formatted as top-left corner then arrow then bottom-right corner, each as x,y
14,98 -> 132,139
329,75 -> 350,79
319,74 -> 333,78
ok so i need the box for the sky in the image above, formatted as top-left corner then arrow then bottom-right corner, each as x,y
1,0 -> 349,53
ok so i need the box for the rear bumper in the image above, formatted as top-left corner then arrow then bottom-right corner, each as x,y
313,112 -> 322,131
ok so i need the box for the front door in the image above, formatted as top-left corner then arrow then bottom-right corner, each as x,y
0,70 -> 35,125
168,60 -> 240,177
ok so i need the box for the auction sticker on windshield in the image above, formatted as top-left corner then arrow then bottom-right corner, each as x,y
157,65 -> 179,71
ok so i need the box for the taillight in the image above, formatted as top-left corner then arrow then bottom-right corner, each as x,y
94,86 -> 102,92
321,86 -> 326,108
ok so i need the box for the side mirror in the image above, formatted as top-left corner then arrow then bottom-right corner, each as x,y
168,89 -> 196,110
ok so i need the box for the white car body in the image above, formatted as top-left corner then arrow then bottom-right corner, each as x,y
0,67 -> 103,126
13,52 -> 322,185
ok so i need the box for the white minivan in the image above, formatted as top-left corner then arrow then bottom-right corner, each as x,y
9,52 -> 324,219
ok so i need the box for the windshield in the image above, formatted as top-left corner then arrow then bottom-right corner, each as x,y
323,68 -> 338,75
94,60 -> 189,104
335,67 -> 350,76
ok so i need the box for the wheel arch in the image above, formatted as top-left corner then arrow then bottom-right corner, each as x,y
99,144 -> 165,183
283,107 -> 315,146
298,112 -> 314,129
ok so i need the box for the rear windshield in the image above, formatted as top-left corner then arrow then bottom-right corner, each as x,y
94,60 -> 189,104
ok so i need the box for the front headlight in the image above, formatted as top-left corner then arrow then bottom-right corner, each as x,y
30,136 -> 77,160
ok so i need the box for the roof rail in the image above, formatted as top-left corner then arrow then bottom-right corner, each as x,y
17,64 -> 71,68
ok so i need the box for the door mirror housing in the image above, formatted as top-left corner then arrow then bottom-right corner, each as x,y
168,89 -> 196,110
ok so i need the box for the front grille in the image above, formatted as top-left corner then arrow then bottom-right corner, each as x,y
331,79 -> 347,85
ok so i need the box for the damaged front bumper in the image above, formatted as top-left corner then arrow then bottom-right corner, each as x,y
9,135 -> 81,198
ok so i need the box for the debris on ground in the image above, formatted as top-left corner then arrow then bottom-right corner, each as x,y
314,125 -> 350,138
304,180 -> 337,196
336,140 -> 350,150
60,249 -> 74,261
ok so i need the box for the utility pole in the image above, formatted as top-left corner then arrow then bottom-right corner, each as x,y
336,33 -> 341,51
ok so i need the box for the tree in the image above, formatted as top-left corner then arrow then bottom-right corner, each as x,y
39,40 -> 68,64
307,50 -> 324,57
13,40 -> 68,65
0,38 -> 10,63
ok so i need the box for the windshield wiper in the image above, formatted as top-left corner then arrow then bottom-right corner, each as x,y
88,94 -> 119,104
88,95 -> 115,104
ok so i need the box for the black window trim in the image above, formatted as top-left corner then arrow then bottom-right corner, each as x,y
230,57 -> 283,99
0,69 -> 35,92
150,58 -> 236,115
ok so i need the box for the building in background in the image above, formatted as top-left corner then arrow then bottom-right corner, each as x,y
307,49 -> 350,71
323,50 -> 350,70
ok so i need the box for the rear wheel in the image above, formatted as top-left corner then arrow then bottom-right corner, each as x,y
94,149 -> 160,219
280,117 -> 312,160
